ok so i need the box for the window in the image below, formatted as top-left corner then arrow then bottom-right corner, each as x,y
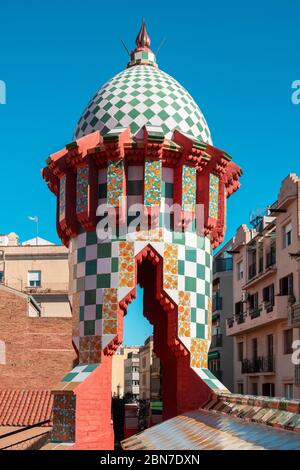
235,301 -> 243,316
142,374 -> 146,386
28,271 -> 41,287
237,342 -> 244,362
263,284 -> 275,311
282,223 -> 292,248
237,261 -> 243,280
262,383 -> 275,397
0,271 -> 3,283
142,357 -> 146,369
252,383 -> 258,395
284,384 -> 293,400
237,383 -> 244,394
279,273 -> 293,296
249,292 -> 259,312
283,329 -> 293,355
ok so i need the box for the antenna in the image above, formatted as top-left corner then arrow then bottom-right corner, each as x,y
156,37 -> 166,56
120,38 -> 130,56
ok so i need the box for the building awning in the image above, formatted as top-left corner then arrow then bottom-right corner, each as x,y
208,351 -> 220,361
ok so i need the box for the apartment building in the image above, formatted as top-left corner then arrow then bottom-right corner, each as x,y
227,174 -> 300,399
139,336 -> 162,402
124,352 -> 140,400
210,240 -> 234,391
0,233 -> 70,317
112,346 -> 140,397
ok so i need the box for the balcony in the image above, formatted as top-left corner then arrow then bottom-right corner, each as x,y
213,257 -> 233,275
227,296 -> 289,336
211,334 -> 223,348
212,295 -> 223,312
249,307 -> 262,319
241,356 -> 275,374
289,303 -> 300,327
248,263 -> 257,280
266,250 -> 276,268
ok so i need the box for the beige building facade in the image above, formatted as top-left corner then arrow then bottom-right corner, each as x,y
227,174 -> 300,399
0,233 -> 71,317
112,346 -> 140,397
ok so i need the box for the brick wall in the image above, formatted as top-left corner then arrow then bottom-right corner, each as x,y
0,287 -> 76,389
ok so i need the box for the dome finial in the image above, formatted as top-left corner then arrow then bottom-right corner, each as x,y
135,19 -> 151,50
127,20 -> 157,68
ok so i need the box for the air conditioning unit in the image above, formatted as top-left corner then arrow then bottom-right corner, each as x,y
241,292 -> 249,302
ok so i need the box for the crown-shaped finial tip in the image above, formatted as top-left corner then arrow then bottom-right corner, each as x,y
135,19 -> 151,49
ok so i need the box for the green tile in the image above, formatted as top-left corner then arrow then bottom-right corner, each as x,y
186,248 -> 196,262
77,247 -> 86,263
196,323 -> 205,339
85,290 -> 96,305
96,304 -> 102,320
161,182 -> 173,198
197,293 -> 205,309
80,306 -> 84,321
62,372 -> 78,382
86,259 -> 97,276
84,364 -> 98,372
197,264 -> 205,279
178,260 -> 185,276
86,232 -> 97,246
111,258 -> 118,273
185,276 -> 196,292
205,252 -> 211,268
84,320 -> 95,336
97,243 -> 111,258
205,281 -> 211,296
203,379 -> 218,390
97,273 -> 111,288
191,307 -> 196,323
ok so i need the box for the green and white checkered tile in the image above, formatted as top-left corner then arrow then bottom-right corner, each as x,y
176,237 -> 212,348
197,368 -> 229,392
74,65 -> 212,144
62,364 -> 99,383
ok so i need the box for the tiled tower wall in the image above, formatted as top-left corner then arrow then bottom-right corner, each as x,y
43,127 -> 241,448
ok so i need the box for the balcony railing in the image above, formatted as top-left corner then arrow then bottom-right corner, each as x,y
295,365 -> 300,385
236,313 -> 246,324
289,303 -> 300,327
241,356 -> 275,374
248,263 -> 257,280
249,307 -> 262,319
211,334 -> 223,348
266,250 -> 276,268
227,317 -> 234,328
212,295 -> 223,312
213,257 -> 233,274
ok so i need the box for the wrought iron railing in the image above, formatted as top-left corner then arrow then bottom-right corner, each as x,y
241,356 -> 275,374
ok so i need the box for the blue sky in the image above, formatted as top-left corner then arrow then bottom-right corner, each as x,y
1,0 -> 300,343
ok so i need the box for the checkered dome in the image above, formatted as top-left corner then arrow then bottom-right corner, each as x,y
74,64 -> 212,143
